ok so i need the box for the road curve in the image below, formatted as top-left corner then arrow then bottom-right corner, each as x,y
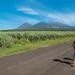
0,42 -> 75,75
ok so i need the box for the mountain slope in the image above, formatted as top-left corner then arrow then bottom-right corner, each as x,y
17,22 -> 75,30
18,23 -> 31,29
31,22 -> 71,29
48,22 -> 71,29
31,22 -> 50,29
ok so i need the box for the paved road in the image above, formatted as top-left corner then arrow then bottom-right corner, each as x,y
0,42 -> 75,75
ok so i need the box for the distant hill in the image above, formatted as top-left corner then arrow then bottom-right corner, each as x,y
31,22 -> 71,29
31,22 -> 50,29
17,22 -> 75,30
18,23 -> 31,29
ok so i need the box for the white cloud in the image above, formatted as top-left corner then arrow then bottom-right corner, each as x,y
17,7 -> 38,15
47,12 -> 75,25
17,6 -> 75,25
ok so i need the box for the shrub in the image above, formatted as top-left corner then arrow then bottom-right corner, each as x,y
9,33 -> 23,40
0,34 -> 14,48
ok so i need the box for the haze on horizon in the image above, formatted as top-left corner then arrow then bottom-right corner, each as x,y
0,0 -> 75,29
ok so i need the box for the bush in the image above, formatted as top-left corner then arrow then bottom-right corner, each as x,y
9,33 -> 23,40
0,35 -> 14,48
14,39 -> 30,44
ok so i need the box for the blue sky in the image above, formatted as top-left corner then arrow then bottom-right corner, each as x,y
0,0 -> 75,29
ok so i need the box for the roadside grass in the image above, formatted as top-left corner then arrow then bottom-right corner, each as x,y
0,37 -> 74,57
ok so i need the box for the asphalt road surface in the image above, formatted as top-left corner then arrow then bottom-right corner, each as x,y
0,42 -> 75,75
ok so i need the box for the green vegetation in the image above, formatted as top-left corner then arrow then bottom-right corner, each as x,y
0,31 -> 75,57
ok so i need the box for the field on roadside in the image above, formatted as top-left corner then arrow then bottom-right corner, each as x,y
0,31 -> 75,57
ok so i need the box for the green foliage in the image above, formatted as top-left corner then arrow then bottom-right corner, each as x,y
0,31 -> 75,48
9,33 -> 23,40
0,34 -> 13,48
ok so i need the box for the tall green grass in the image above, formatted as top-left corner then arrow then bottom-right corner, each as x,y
0,31 -> 75,48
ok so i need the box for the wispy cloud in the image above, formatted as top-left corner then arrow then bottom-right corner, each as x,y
16,5 -> 75,25
47,12 -> 75,25
17,7 -> 38,15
